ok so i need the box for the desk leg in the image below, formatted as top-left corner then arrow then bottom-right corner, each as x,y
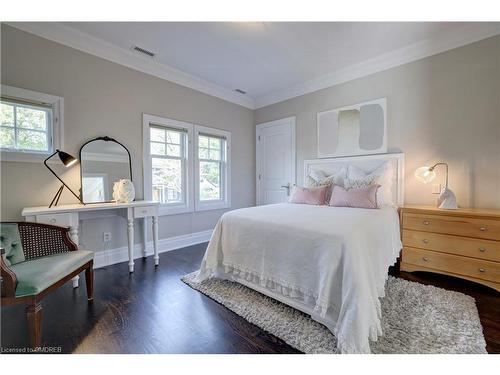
153,216 -> 159,266
127,218 -> 134,273
70,225 -> 80,288
142,217 -> 148,258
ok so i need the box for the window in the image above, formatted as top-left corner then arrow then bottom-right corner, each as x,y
1,100 -> 52,152
150,126 -> 186,205
198,135 -> 223,200
194,125 -> 231,211
143,114 -> 193,216
143,114 -> 231,216
0,85 -> 63,162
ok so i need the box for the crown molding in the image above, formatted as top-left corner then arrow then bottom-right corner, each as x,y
254,22 -> 500,108
6,22 -> 500,111
5,22 -> 256,110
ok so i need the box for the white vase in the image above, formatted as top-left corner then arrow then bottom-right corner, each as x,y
112,179 -> 135,203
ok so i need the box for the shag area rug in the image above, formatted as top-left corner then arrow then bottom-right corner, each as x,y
182,272 -> 486,354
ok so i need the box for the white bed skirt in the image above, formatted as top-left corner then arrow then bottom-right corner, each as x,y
195,203 -> 402,353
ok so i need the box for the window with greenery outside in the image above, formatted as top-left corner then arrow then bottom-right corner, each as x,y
198,134 -> 224,201
150,126 -> 185,205
0,100 -> 52,152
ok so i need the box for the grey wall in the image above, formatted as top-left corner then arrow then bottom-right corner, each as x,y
1,24 -> 499,256
0,25 -> 255,251
255,36 -> 500,209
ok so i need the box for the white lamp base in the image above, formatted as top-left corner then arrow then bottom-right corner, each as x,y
438,187 -> 458,209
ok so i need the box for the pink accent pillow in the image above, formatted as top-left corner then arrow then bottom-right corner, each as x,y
329,184 -> 380,209
289,185 -> 329,205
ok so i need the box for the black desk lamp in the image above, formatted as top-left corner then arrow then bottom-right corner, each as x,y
44,149 -> 83,207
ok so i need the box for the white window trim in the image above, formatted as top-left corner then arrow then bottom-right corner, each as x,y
194,124 -> 231,212
143,113 -> 194,216
0,85 -> 64,163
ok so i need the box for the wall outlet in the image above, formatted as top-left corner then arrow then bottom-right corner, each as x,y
432,184 -> 442,194
103,232 -> 111,242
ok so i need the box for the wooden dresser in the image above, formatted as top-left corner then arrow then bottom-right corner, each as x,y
400,205 -> 500,292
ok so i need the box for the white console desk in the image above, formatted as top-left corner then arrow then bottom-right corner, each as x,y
22,201 -> 160,279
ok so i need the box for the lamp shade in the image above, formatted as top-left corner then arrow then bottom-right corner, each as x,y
415,166 -> 436,184
57,150 -> 78,167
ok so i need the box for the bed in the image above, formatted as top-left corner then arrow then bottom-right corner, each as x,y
195,153 -> 405,354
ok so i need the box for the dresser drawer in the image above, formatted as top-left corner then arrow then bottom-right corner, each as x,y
133,205 -> 157,219
35,213 -> 72,227
402,230 -> 500,262
402,247 -> 500,283
402,213 -> 500,240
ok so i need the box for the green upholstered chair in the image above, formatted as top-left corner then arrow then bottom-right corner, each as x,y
0,222 -> 94,348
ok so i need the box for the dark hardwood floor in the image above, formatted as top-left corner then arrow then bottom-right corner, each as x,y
1,243 -> 498,353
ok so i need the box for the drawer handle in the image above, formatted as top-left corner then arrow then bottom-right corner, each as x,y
479,268 -> 486,273
479,247 -> 487,253
422,239 -> 429,244
422,257 -> 429,262
50,218 -> 57,224
142,210 -> 147,214
479,227 -> 487,232
422,220 -> 430,225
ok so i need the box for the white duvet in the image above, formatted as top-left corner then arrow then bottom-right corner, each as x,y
195,203 -> 402,353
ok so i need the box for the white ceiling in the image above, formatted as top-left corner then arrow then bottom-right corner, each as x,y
10,22 -> 500,108
63,22 -> 464,98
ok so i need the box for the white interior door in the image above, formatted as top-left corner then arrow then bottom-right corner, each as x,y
256,117 -> 296,205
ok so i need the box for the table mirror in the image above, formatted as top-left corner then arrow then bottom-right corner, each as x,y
79,136 -> 132,204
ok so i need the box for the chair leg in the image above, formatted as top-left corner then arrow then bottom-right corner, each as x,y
26,301 -> 42,348
85,261 -> 94,301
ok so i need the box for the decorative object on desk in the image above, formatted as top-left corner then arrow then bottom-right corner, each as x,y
317,98 -> 387,158
79,136 -> 132,204
112,179 -> 135,203
44,149 -> 83,208
415,162 -> 458,209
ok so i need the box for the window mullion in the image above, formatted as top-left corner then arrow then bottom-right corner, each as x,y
15,128 -> 48,135
150,154 -> 183,161
47,108 -> 52,152
13,104 -> 18,148
199,158 -> 221,163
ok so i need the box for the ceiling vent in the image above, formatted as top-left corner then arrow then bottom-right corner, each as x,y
131,45 -> 156,58
235,89 -> 246,94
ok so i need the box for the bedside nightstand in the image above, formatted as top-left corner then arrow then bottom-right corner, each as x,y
399,205 -> 500,292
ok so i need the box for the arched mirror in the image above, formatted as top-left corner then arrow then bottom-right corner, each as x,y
79,136 -> 133,204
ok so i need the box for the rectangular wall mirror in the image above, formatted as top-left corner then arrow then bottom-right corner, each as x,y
79,136 -> 132,204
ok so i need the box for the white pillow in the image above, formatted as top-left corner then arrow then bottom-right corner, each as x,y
345,162 -> 394,207
306,166 -> 347,188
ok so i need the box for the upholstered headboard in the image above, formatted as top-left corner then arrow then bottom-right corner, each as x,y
304,153 -> 405,206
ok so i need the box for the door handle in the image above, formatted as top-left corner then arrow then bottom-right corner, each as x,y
281,183 -> 291,196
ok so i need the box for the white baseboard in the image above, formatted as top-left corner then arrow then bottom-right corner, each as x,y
93,229 -> 212,269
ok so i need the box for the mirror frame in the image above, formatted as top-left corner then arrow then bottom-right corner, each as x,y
79,136 -> 133,204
